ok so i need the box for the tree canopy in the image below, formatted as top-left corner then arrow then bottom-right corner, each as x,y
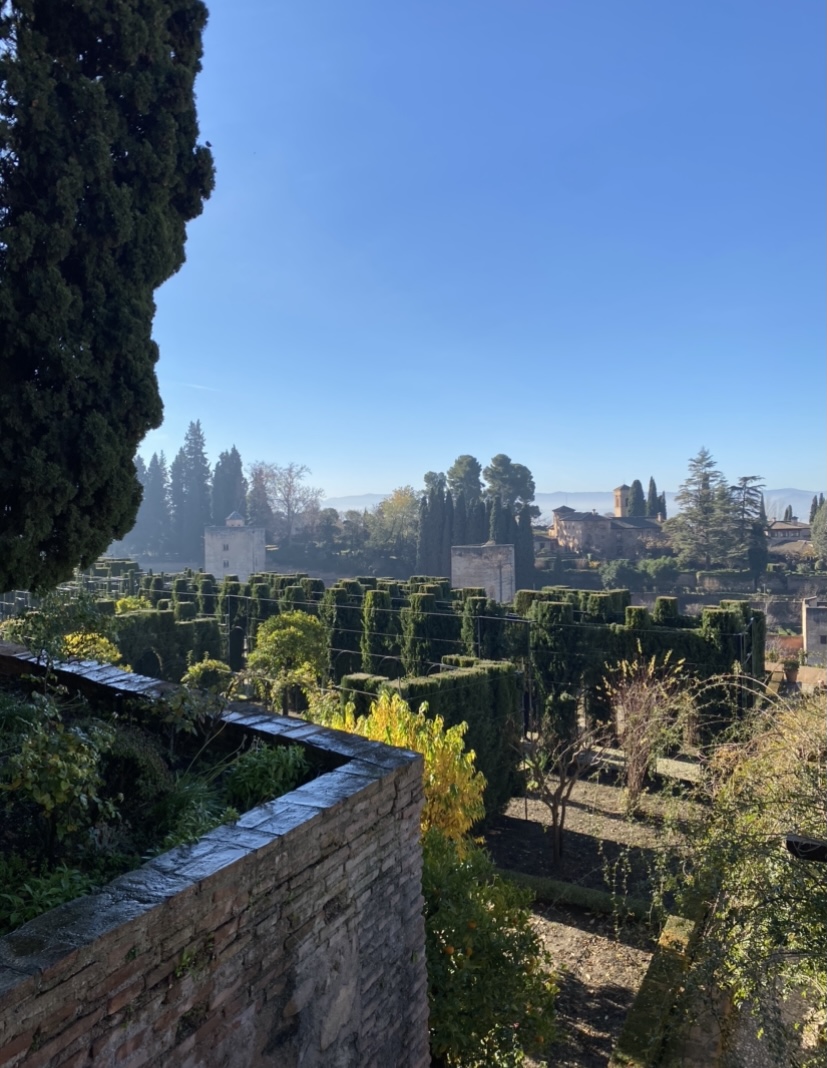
482,454 -> 536,512
0,0 -> 214,590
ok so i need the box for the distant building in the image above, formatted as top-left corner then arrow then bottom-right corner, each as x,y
803,596 -> 827,667
767,520 -> 811,541
451,543 -> 515,603
549,486 -> 665,559
204,512 -> 266,582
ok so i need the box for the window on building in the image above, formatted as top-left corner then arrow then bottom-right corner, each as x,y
223,560 -> 229,568
820,635 -> 827,645
223,543 -> 229,551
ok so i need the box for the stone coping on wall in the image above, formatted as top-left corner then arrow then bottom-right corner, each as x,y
0,643 -> 430,1068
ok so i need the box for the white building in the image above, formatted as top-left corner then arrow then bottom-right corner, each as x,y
204,512 -> 266,582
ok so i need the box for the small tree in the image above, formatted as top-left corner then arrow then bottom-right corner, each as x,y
521,709 -> 607,865
601,647 -> 692,813
245,611 -> 327,711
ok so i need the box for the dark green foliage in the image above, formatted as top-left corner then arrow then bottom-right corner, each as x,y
197,576 -> 217,616
482,454 -> 536,512
113,609 -> 220,681
130,452 -> 171,555
223,742 -> 309,812
211,446 -> 247,525
461,597 -> 504,661
361,589 -> 401,678
515,502 -> 535,591
446,454 -> 483,502
528,601 -> 583,737
513,589 -> 541,616
627,480 -> 646,517
381,660 -> 521,815
602,559 -> 649,593
625,605 -> 650,629
0,0 -> 214,590
652,596 -> 679,625
320,586 -> 362,681
401,592 -> 437,677
338,673 -> 386,718
646,476 -> 660,517
174,601 -> 196,622
452,490 -> 467,546
783,504 -> 793,522
281,585 -> 310,613
440,491 -> 454,577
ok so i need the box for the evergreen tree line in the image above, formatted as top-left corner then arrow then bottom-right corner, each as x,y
624,477 -> 667,519
664,449 -> 770,574
118,435 -> 541,585
123,421 -> 246,560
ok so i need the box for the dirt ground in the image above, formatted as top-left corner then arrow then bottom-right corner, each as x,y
483,779 -> 693,1067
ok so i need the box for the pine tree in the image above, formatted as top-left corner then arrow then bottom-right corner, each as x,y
446,455 -> 483,502
646,477 -> 659,517
181,420 -> 212,559
247,466 -> 276,539
212,446 -> 248,524
627,480 -> 646,517
168,449 -> 188,558
665,448 -> 737,568
133,452 -> 170,555
0,0 -> 213,590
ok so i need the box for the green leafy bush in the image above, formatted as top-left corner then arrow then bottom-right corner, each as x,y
0,857 -> 96,935
224,742 -> 309,812
423,830 -> 557,1067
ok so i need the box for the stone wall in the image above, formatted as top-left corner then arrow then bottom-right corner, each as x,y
451,543 -> 515,603
803,598 -> 827,667
204,525 -> 267,582
0,651 -> 429,1068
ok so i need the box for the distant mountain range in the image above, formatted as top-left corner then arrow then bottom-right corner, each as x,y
323,488 -> 823,523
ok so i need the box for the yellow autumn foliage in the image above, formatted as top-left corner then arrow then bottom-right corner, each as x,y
329,691 -> 485,839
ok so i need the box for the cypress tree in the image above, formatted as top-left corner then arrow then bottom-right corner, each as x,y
810,495 -> 819,524
515,502 -> 535,591
441,490 -> 454,577
415,495 -> 429,574
489,495 -> 503,543
0,0 -> 213,590
453,490 -> 467,547
658,492 -> 668,520
212,445 -> 248,524
783,505 -> 793,522
646,477 -> 659,517
627,480 -> 646,517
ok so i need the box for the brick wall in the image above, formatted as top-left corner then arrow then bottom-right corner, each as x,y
0,651 -> 429,1068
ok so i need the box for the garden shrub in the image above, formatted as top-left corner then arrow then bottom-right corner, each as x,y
423,829 -> 557,1067
223,742 -> 309,812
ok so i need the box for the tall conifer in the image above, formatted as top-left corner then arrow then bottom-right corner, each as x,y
0,0 -> 213,589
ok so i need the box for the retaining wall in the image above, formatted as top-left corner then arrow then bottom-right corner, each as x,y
0,647 -> 429,1067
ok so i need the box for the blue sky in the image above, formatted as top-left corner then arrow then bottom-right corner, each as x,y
142,0 -> 826,498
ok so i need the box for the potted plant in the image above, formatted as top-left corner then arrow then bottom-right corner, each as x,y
782,658 -> 799,683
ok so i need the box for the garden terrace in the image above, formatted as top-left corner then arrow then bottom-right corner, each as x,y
0,644 -> 429,1068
